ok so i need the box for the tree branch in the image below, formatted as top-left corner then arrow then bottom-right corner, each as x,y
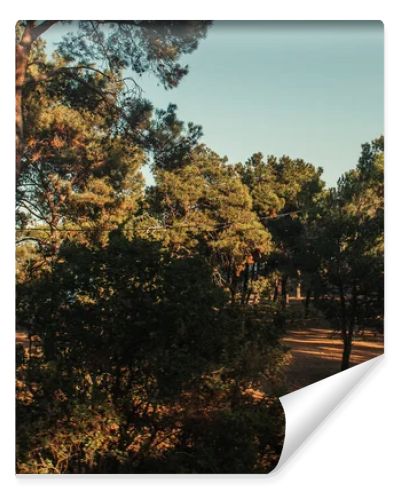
30,21 -> 58,42
16,236 -> 44,247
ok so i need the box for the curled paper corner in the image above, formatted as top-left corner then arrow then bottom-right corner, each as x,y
272,355 -> 384,472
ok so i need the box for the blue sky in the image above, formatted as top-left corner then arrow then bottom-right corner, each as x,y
44,21 -> 383,187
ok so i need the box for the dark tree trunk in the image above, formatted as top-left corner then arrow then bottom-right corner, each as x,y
230,269 -> 238,304
241,263 -> 250,304
341,332 -> 353,370
16,35 -> 30,180
339,279 -> 348,366
296,270 -> 302,299
250,263 -> 256,283
273,278 -> 279,302
286,278 -> 290,304
341,284 -> 358,370
304,288 -> 311,318
281,276 -> 288,308
226,258 -> 231,284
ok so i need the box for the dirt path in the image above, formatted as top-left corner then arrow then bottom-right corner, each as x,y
282,319 -> 384,393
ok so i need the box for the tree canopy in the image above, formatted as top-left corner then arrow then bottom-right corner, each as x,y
15,21 -> 383,474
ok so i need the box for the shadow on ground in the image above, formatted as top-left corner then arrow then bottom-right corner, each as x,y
281,305 -> 384,394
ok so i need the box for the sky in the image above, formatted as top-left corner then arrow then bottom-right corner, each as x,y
44,21 -> 384,187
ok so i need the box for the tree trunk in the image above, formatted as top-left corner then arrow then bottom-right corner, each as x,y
241,263 -> 250,304
250,262 -> 256,283
341,331 -> 353,370
273,278 -> 279,302
296,270 -> 302,299
16,35 -> 31,180
226,262 -> 231,284
281,276 -> 288,308
304,288 -> 311,318
341,284 -> 358,370
230,271 -> 237,304
286,278 -> 290,304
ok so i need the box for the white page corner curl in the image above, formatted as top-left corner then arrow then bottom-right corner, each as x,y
275,354 -> 384,471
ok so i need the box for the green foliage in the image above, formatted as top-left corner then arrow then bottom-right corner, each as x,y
236,151 -> 325,309
17,45 -> 146,260
57,21 -> 210,89
15,20 -> 383,474
17,233 -> 287,473
311,138 -> 384,368
146,104 -> 203,171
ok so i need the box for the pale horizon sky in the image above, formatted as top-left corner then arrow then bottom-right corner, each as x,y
44,21 -> 384,187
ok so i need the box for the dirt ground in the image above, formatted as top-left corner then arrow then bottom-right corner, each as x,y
282,309 -> 384,393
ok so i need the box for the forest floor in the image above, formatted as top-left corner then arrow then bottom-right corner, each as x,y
281,299 -> 384,393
